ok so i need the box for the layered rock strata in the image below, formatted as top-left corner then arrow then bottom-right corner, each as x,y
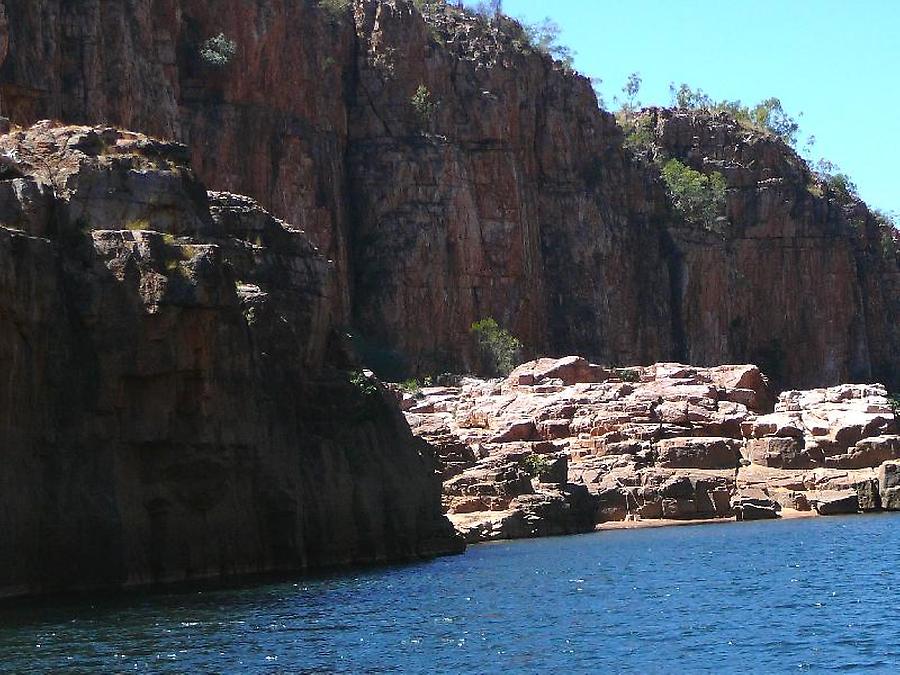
402,357 -> 899,543
0,1 -> 895,387
0,121 -> 461,598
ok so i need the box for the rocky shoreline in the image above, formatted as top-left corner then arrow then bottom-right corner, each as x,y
400,356 -> 900,544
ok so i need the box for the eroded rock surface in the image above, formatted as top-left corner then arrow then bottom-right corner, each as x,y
402,357 -> 899,543
0,121 -> 461,598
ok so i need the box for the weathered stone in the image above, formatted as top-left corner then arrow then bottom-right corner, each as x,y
744,437 -> 815,469
824,435 -> 900,469
512,356 -> 611,387
810,491 -> 860,516
742,413 -> 804,439
733,498 -> 780,521
408,357 -> 897,537
656,437 -> 742,469
535,453 -> 569,486
852,478 -> 881,512
489,419 -> 539,444
662,498 -> 698,519
878,462 -> 900,510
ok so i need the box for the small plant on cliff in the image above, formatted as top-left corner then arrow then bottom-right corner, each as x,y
660,158 -> 727,231
890,394 -> 900,416
350,370 -> 379,398
874,209 -> 898,230
620,114 -> 656,155
617,71 -> 643,117
616,368 -> 641,382
471,317 -> 522,377
200,33 -> 237,66
399,378 -> 425,394
824,173 -> 859,204
522,453 -> 550,478
807,158 -> 860,204
411,84 -> 437,127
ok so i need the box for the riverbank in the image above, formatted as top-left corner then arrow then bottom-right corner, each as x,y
404,356 -> 900,545
594,507 -> 817,531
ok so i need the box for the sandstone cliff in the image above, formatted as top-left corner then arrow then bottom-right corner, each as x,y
4,0 -> 893,388
0,121 -> 461,598
643,109 -> 900,389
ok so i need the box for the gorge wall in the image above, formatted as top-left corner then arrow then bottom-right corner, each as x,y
0,0 -> 896,389
0,121 -> 461,598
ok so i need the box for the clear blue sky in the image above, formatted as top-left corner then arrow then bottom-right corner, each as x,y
503,0 -> 900,217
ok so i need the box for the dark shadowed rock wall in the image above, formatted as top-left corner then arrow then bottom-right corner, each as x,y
0,122 -> 461,598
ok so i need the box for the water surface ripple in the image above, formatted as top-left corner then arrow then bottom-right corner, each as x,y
2,514 -> 900,673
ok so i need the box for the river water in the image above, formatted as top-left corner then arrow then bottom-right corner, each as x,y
1,514 -> 899,673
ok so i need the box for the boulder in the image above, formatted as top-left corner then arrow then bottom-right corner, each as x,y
509,485 -> 597,538
489,419 -> 539,443
810,490 -> 859,515
656,437 -> 742,469
852,478 -> 881,512
707,364 -> 773,412
744,436 -> 815,469
732,488 -> 780,520
824,435 -> 900,469
741,413 -> 804,439
510,356 -> 610,386
831,413 -> 893,449
733,500 -> 779,520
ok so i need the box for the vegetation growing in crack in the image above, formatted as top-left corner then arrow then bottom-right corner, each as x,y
399,377 -> 428,395
414,0 -> 445,11
471,317 -> 522,377
620,114 -> 655,156
199,33 -> 237,66
350,370 -> 379,398
616,368 -> 641,383
661,159 -> 727,232
458,2 -> 575,72
889,394 -> 900,416
522,453 -> 551,478
411,84 -> 437,128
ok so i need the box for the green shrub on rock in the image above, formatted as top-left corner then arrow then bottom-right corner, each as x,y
471,317 -> 522,377
199,33 -> 237,66
660,159 -> 727,231
522,453 -> 550,478
411,84 -> 437,127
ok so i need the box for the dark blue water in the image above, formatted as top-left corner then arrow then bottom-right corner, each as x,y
2,514 -> 900,673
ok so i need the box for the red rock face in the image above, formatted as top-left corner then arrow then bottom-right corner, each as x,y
648,109 -> 900,389
0,1 -> 896,387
